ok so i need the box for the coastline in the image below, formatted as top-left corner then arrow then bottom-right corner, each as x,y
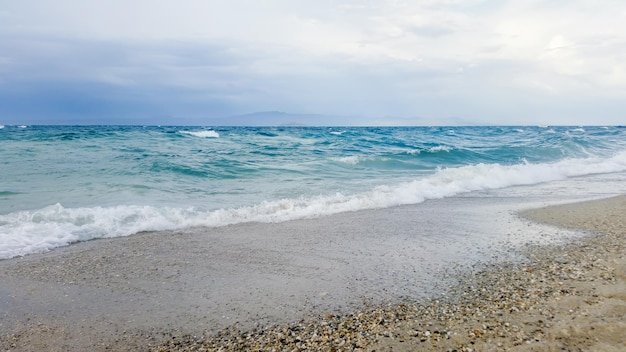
1,195 -> 625,351
364,195 -> 626,351
153,195 -> 626,352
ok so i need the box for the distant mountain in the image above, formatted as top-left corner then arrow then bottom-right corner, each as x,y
203,111 -> 361,126
201,111 -> 482,127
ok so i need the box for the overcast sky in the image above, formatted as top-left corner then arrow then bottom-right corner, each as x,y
1,0 -> 625,125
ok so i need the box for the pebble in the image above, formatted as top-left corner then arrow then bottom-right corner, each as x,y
149,228 -> 620,352
5,197 -> 623,352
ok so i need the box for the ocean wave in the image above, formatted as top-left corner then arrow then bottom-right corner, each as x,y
428,145 -> 452,153
180,130 -> 220,138
2,150 -> 626,259
330,156 -> 364,165
332,146 -> 453,164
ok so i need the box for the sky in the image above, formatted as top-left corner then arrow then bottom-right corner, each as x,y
1,0 -> 625,125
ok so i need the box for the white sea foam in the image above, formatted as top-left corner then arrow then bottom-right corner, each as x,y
0,125 -> 4,129
180,130 -> 220,138
331,156 -> 363,165
403,149 -> 421,155
428,145 -> 452,153
329,131 -> 345,136
2,151 -> 626,259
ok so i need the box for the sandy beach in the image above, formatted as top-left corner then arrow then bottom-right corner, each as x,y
1,195 -> 625,351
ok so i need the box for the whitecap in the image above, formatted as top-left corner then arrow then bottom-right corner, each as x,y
180,130 -> 220,138
330,156 -> 362,165
403,149 -> 421,155
428,145 -> 452,153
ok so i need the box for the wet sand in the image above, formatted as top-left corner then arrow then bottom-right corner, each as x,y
1,195 -> 625,351
364,195 -> 626,352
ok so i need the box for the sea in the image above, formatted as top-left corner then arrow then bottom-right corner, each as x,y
1,124 -> 626,260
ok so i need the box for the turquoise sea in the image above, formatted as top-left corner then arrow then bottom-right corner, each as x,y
1,125 -> 626,259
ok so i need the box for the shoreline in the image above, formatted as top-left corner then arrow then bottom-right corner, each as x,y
153,195 -> 626,351
1,195 -> 625,351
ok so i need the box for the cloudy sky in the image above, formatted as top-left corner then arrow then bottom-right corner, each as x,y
1,0 -> 625,125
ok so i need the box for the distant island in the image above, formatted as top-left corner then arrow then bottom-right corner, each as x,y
202,111 -> 475,127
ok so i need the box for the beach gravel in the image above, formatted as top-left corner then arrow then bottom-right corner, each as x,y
152,196 -> 626,352
2,196 -> 625,351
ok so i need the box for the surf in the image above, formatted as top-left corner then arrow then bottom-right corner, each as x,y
2,150 -> 626,259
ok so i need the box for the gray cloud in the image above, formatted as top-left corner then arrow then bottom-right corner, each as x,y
1,1 -> 625,125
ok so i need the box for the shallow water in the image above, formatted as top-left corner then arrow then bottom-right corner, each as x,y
2,171 -> 624,336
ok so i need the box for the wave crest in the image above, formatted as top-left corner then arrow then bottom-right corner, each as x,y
180,130 -> 220,138
2,151 -> 626,259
